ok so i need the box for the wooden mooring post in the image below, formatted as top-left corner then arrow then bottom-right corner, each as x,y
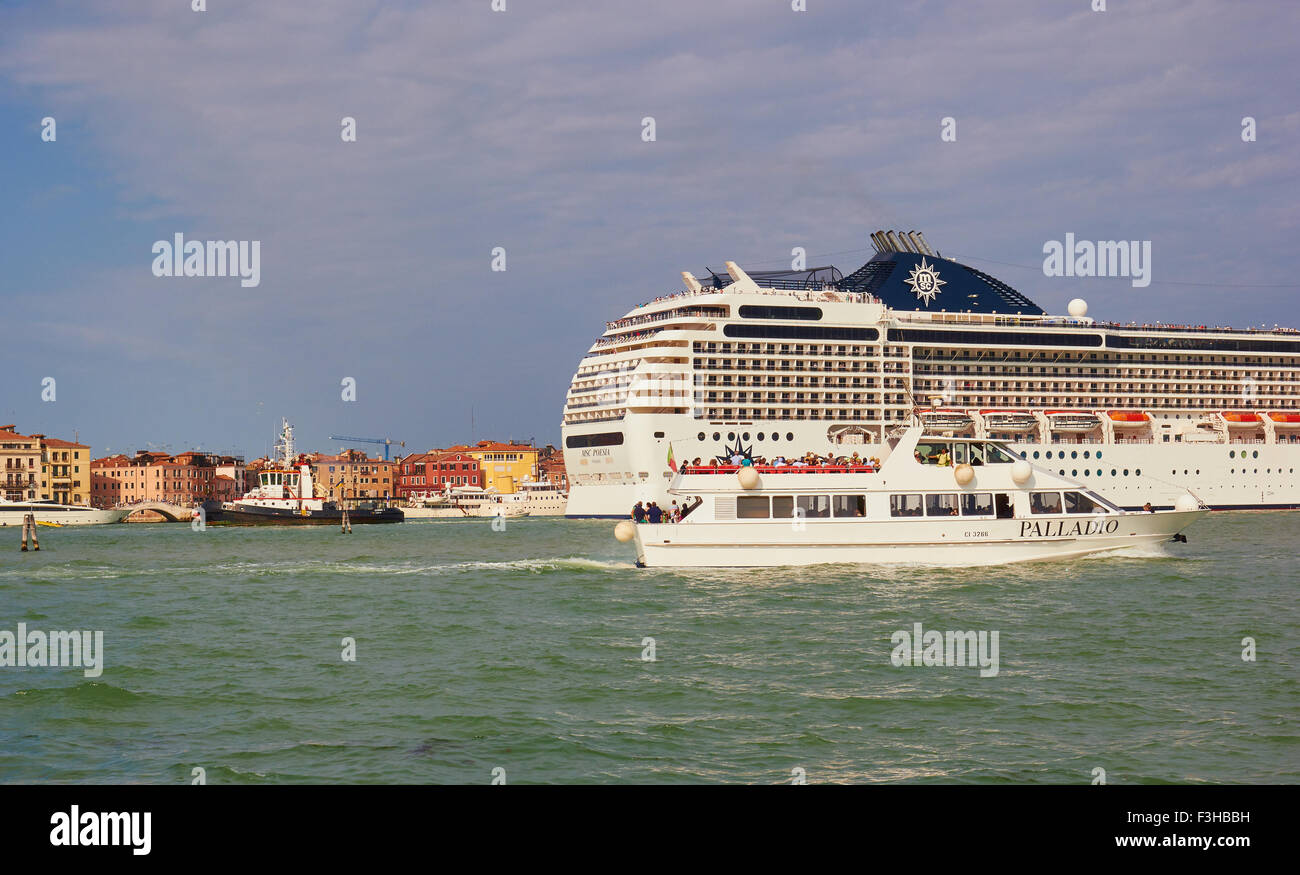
21,513 -> 39,551
340,506 -> 352,533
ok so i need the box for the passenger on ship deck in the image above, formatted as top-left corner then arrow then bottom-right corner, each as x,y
632,501 -> 646,522
647,502 -> 663,523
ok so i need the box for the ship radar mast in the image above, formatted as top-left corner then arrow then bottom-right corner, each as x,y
275,418 -> 295,465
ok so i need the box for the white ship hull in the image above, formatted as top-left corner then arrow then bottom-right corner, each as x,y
566,418 -> 1300,516
0,505 -> 131,526
634,511 -> 1204,568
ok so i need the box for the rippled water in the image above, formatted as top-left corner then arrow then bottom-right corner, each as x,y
1,514 -> 1295,784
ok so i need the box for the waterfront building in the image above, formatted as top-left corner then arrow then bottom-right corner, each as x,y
311,449 -> 395,503
0,426 -> 42,501
442,441 -> 539,493
35,437 -> 91,505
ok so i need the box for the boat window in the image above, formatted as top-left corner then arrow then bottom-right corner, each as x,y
832,495 -> 866,517
995,494 -> 1014,518
1030,491 -> 1063,514
771,496 -> 795,519
968,443 -> 986,466
1064,492 -> 1105,514
984,444 -> 1017,464
890,494 -> 924,517
796,495 -> 831,518
961,492 -> 994,516
951,443 -> 968,465
1086,491 -> 1124,513
925,493 -> 960,516
736,496 -> 770,519
913,443 -> 951,465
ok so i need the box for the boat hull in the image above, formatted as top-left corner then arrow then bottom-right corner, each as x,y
632,510 -> 1207,568
0,506 -> 131,526
209,506 -> 404,526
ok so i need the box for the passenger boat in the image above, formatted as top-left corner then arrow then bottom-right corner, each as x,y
560,229 -> 1300,515
615,426 -> 1206,567
0,500 -> 130,526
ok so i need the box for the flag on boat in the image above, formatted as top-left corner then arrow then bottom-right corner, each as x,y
667,444 -> 677,473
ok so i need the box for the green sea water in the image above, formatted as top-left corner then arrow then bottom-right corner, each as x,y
1,514 -> 1295,784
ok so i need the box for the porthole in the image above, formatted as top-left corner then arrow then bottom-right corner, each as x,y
1096,451 -> 1102,460
1253,451 -> 1259,458
1045,451 -> 1052,459
1196,469 -> 1200,475
742,432 -> 750,441
713,432 -> 720,441
728,432 -> 735,441
757,433 -> 764,441
697,432 -> 705,441
1059,469 -> 1065,475
1136,469 -> 1141,476
1229,450 -> 1236,458
1084,470 -> 1090,477
1111,469 -> 1117,477
1123,469 -> 1129,476
786,432 -> 794,441
1071,469 -> 1078,477
1071,450 -> 1078,459
1084,451 -> 1091,459
1032,451 -> 1040,459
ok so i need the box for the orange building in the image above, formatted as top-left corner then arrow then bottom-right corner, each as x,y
311,450 -> 395,503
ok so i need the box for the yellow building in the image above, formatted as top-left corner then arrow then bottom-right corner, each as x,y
450,441 -> 539,493
38,437 -> 91,505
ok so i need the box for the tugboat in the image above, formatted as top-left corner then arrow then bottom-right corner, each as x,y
615,424 -> 1205,568
212,419 -> 403,526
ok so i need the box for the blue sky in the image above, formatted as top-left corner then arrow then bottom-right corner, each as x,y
1,0 -> 1297,459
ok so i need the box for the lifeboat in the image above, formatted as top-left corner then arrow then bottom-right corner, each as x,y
918,409 -> 974,431
979,409 -> 1038,433
1045,410 -> 1101,433
1266,411 -> 1300,428
1105,410 -> 1150,427
1220,411 -> 1261,427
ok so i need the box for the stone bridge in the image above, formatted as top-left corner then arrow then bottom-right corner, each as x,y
120,501 -> 200,522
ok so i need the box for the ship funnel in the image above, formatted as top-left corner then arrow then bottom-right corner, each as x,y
681,271 -> 703,293
885,231 -> 903,253
908,231 -> 935,256
723,261 -> 761,293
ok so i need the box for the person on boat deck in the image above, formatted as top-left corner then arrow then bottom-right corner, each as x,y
730,451 -> 744,465
937,449 -> 951,467
1143,502 -> 1155,512
632,502 -> 646,522
740,456 -> 754,467
669,500 -> 679,519
647,502 -> 663,523
914,450 -> 925,463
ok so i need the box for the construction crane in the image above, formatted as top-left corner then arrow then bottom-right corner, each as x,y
329,434 -> 406,461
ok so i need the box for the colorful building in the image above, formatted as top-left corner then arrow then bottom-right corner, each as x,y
0,426 -> 42,502
311,450 -> 395,504
36,436 -> 91,505
444,441 -> 539,493
90,450 -> 243,507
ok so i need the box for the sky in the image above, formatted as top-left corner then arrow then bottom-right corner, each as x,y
1,0 -> 1297,460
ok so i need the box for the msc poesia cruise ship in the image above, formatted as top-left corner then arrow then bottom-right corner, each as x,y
562,231 -> 1300,518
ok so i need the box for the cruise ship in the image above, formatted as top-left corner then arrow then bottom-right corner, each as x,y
562,231 -> 1300,517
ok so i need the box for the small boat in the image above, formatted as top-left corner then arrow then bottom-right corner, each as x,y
1220,411 -> 1261,427
918,409 -> 974,432
1046,410 -> 1101,433
979,409 -> 1038,433
0,500 -> 130,526
1106,410 -> 1150,427
616,425 -> 1205,568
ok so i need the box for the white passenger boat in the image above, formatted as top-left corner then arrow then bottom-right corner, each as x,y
0,500 -> 131,526
402,486 -> 528,519
616,426 -> 1206,568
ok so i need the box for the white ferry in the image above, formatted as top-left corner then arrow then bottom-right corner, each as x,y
563,231 -> 1300,516
615,426 -> 1206,567
0,500 -> 130,526
403,479 -> 568,519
